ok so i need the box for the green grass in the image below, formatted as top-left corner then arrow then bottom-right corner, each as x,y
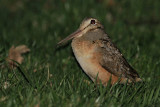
0,0 -> 160,106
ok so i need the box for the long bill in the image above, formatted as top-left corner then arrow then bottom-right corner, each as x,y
57,29 -> 82,46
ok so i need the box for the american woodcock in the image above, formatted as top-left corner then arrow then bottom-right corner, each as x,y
58,18 -> 142,86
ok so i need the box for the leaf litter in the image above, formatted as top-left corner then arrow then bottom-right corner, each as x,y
6,45 -> 30,68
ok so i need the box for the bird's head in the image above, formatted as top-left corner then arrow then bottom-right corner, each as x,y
57,18 -> 104,46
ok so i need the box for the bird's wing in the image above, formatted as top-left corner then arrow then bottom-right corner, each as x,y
96,35 -> 140,81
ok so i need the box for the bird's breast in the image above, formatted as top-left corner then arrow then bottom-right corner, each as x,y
71,38 -> 102,80
71,39 -> 94,58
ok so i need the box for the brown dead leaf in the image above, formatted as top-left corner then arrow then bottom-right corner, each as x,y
7,45 -> 30,68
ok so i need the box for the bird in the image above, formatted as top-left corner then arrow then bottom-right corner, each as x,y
57,18 -> 142,86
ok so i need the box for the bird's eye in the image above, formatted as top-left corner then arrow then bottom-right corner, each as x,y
90,20 -> 95,24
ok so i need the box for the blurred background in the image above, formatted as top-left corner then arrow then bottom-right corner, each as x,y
0,0 -> 160,106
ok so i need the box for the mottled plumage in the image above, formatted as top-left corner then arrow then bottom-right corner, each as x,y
58,18 -> 142,86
